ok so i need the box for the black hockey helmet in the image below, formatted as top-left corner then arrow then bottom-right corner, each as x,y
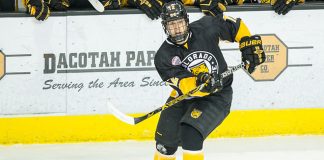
161,1 -> 189,44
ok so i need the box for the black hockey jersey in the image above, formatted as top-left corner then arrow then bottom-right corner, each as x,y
154,15 -> 251,97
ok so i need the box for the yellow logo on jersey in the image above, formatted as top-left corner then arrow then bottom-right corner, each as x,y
191,108 -> 202,119
189,61 -> 209,76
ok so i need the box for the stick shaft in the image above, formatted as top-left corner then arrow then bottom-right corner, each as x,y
88,0 -> 105,12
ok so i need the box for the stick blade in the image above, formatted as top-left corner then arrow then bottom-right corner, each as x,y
107,100 -> 135,125
88,0 -> 105,12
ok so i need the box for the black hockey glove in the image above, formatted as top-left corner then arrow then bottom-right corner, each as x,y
239,35 -> 266,74
271,0 -> 298,15
102,0 -> 122,9
197,0 -> 227,16
196,72 -> 223,93
128,0 -> 163,20
44,0 -> 70,11
25,0 -> 51,21
197,0 -> 242,16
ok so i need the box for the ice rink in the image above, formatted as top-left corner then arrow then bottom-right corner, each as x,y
1,136 -> 324,160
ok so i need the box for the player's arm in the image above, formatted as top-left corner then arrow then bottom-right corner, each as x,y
23,0 -> 51,21
271,0 -> 304,15
214,15 -> 266,74
210,15 -> 250,43
157,67 -> 221,98
44,0 -> 69,11
154,55 -> 206,98
182,0 -> 243,16
125,0 -> 163,20
154,52 -> 221,98
102,0 -> 122,9
23,0 -> 69,21
255,0 -> 305,15
103,0 -> 163,19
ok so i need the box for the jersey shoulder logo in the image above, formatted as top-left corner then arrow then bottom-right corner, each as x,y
171,56 -> 181,66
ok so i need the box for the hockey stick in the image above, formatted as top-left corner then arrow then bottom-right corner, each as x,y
107,62 -> 245,125
88,0 -> 105,12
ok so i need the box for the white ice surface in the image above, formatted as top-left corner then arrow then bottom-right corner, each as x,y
1,136 -> 324,160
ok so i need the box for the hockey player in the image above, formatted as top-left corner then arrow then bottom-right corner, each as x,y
153,1 -> 265,160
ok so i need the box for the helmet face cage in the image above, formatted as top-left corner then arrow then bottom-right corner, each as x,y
161,1 -> 189,44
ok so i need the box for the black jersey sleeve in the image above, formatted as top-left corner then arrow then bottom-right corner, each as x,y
221,15 -> 251,42
154,46 -> 193,81
200,15 -> 252,43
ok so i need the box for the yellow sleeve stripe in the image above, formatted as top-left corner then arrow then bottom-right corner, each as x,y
235,20 -> 251,42
182,0 -> 196,5
178,77 -> 209,97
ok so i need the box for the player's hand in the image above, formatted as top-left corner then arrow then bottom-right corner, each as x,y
198,0 -> 227,16
44,0 -> 70,11
196,72 -> 223,93
25,0 -> 51,21
102,0 -> 122,9
271,0 -> 298,15
197,0 -> 233,16
239,35 -> 266,74
197,0 -> 244,16
130,0 -> 163,20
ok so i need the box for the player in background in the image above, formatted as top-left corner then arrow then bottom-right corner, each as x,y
104,0 -> 304,20
102,0 -> 164,20
23,0 -> 69,21
181,0 -> 304,16
22,0 -> 164,21
17,0 -> 304,21
102,0 -> 228,19
153,1 -> 265,160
